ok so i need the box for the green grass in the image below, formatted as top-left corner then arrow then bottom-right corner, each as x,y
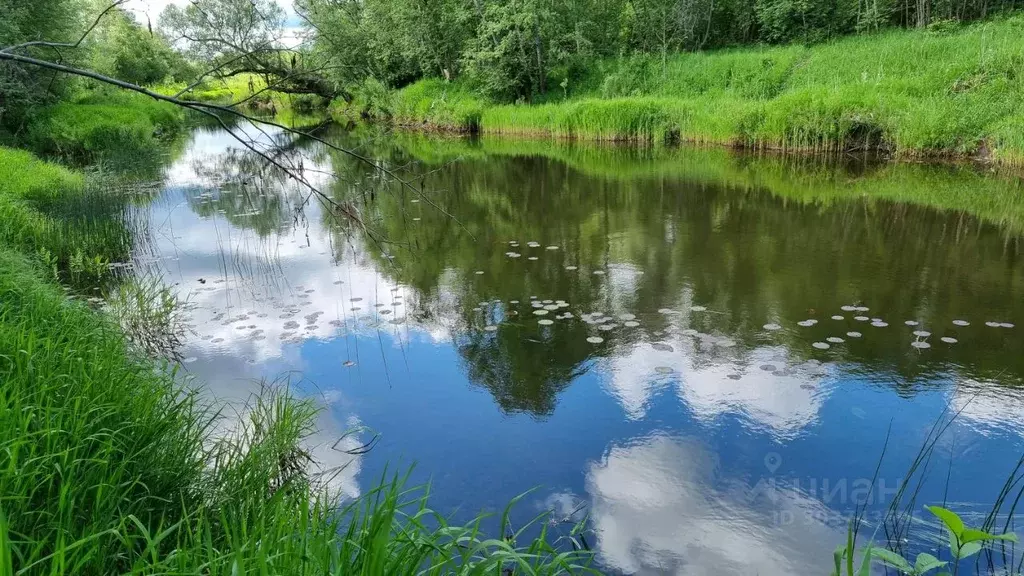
26,90 -> 184,161
385,14 -> 1024,163
0,147 -> 132,286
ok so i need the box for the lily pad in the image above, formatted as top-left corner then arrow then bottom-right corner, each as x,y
846,331 -> 862,338
533,309 -> 549,316
586,336 -> 604,344
912,330 -> 931,337
940,337 -> 958,344
826,337 -> 844,343
952,320 -> 970,326
812,342 -> 831,350
911,341 -> 931,349
763,323 -> 782,331
538,319 -> 554,326
831,315 -> 844,321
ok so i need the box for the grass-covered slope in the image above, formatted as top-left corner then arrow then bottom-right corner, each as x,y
378,15 -> 1024,163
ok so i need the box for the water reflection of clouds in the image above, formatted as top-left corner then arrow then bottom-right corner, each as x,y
604,340 -> 830,438
570,434 -> 841,576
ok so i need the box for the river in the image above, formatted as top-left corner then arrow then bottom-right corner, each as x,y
135,122 -> 1024,574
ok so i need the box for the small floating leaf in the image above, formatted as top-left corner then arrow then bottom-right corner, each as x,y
690,305 -> 707,312
840,305 -> 857,312
586,336 -> 604,344
619,313 -> 636,321
527,256 -> 538,261
952,320 -> 970,326
905,320 -> 919,326
847,331 -> 862,338
763,323 -> 782,331
831,315 -> 844,321
593,270 -> 605,275
797,320 -> 816,327
871,321 -> 889,327
812,342 -> 831,350
1001,323 -> 1015,328
854,316 -> 869,322
826,337 -> 845,343
624,321 -> 640,327
533,309 -> 549,316
598,324 -> 617,331
985,321 -> 1001,327
538,319 -> 554,326
546,245 -> 559,250
941,337 -> 958,344
912,330 -> 931,337
911,341 -> 931,349
565,265 -> 578,270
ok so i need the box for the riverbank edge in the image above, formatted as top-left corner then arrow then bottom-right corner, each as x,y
331,100 -> 1024,168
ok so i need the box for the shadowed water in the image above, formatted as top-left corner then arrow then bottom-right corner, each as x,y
139,124 -> 1024,575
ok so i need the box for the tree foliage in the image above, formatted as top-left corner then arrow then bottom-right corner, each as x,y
302,0 -> 1021,103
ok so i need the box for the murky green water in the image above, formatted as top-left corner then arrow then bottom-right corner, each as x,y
140,124 -> 1024,574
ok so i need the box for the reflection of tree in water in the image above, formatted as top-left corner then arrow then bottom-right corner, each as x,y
456,328 -> 590,416
327,130 -> 1024,414
184,129 -> 337,237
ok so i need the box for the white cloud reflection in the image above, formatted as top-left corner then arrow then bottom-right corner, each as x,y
566,434 -> 842,576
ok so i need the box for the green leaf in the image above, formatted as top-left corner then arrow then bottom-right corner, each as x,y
960,528 -> 1018,545
870,547 -> 913,573
833,544 -> 847,576
913,552 -> 946,574
955,541 -> 982,559
925,506 -> 964,537
857,542 -> 874,576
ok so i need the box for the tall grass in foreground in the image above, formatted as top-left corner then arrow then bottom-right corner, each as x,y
0,249 -> 591,574
388,14 -> 1024,163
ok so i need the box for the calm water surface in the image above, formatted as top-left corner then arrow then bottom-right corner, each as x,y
140,124 -> 1024,574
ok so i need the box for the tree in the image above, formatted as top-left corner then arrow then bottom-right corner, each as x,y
159,0 -> 339,98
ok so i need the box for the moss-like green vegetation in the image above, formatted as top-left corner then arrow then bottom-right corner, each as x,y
381,16 -> 1024,164
25,91 -> 184,161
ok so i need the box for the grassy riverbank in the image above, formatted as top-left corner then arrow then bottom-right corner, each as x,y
24,91 -> 184,162
0,149 -> 589,574
351,15 -> 1024,164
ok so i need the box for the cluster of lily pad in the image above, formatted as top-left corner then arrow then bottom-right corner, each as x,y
763,305 -> 1015,352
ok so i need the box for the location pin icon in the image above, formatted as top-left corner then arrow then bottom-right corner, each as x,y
764,452 -> 782,474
